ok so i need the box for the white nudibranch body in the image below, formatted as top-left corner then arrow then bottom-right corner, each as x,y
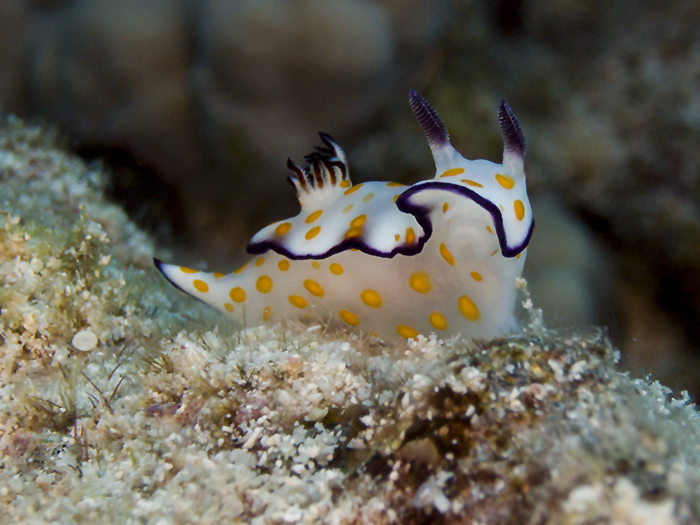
155,91 -> 534,342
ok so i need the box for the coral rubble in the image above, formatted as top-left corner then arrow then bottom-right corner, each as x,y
1,116 -> 699,523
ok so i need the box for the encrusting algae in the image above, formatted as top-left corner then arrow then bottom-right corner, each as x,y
0,114 -> 699,523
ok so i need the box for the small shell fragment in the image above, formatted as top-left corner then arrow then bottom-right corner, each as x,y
72,330 -> 98,351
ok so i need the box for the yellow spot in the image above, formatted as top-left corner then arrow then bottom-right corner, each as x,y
344,183 -> 363,195
406,228 -> 415,245
339,310 -> 359,326
443,202 -> 449,213
275,222 -> 292,235
256,275 -> 273,293
263,306 -> 271,322
514,199 -> 525,221
394,234 -> 400,241
193,280 -> 209,293
213,272 -> 225,278
312,261 -> 321,269
342,203 -> 354,213
305,226 -> 321,240
462,179 -> 483,188
491,249 -> 499,257
230,287 -> 246,303
486,225 -> 493,234
439,243 -> 454,266
329,263 -> 344,275
180,266 -> 197,274
495,174 -> 515,189
393,195 -> 400,202
350,215 -> 367,228
303,279 -> 324,297
339,180 -> 351,188
440,167 -> 465,178
345,227 -> 362,238
224,303 -> 234,313
305,210 -> 323,223
255,257 -> 265,267
459,295 -> 480,321
471,271 -> 482,281
361,290 -> 382,308
288,295 -> 307,309
362,193 -> 374,203
278,260 -> 290,271
397,324 -> 419,339
516,253 -> 522,259
429,312 -> 448,331
409,272 -> 431,294
234,262 -> 248,274
387,182 -> 405,187
499,204 -> 504,212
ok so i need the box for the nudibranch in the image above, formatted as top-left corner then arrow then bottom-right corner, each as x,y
155,90 -> 534,342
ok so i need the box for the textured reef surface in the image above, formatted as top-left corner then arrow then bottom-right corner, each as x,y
1,115 -> 699,523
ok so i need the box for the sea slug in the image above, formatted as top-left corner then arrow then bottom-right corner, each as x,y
155,90 -> 533,342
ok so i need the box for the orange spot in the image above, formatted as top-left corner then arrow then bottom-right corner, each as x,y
362,193 -> 375,203
386,182 -> 405,187
305,210 -> 323,223
339,310 -> 359,326
440,168 -> 465,178
305,226 -> 321,240
514,199 -> 525,221
342,203 -> 354,213
193,280 -> 208,293
393,195 -> 400,202
516,253 -> 522,259
471,271 -> 482,281
234,262 -> 248,274
495,174 -> 515,189
458,295 -> 480,321
263,306 -> 271,322
229,287 -> 246,303
462,179 -> 483,188
278,260 -> 290,271
345,227 -> 362,238
288,295 -> 307,309
312,261 -> 321,269
486,225 -> 494,234
350,215 -> 367,228
396,325 -> 419,339
224,303 -> 234,313
360,290 -> 382,308
275,222 -> 292,235
303,279 -> 324,297
255,257 -> 265,267
329,263 -> 343,275
256,276 -> 273,293
339,180 -> 351,188
409,272 -> 431,294
344,184 -> 363,195
429,312 -> 448,331
491,249 -> 499,257
394,234 -> 400,241
180,267 -> 197,274
406,228 -> 416,245
439,243 -> 454,266
213,272 -> 225,278
443,203 -> 449,213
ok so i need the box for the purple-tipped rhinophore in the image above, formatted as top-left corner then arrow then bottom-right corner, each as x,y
409,89 -> 449,149
498,101 -> 526,158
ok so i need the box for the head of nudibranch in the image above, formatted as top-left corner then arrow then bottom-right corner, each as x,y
155,91 -> 533,343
